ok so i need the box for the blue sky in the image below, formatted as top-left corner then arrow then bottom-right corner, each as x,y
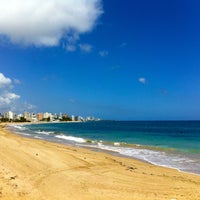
0,0 -> 200,120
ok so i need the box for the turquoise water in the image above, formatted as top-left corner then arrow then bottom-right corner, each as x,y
8,121 -> 200,174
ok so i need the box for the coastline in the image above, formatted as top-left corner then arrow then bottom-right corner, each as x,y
0,123 -> 200,199
8,121 -> 200,175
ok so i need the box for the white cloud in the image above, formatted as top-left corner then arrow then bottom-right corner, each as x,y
0,92 -> 20,107
79,43 -> 92,52
23,102 -> 37,110
9,101 -> 37,113
138,77 -> 147,84
99,50 -> 108,57
5,92 -> 20,100
13,78 -> 21,84
66,44 -> 76,52
0,73 -> 20,110
0,73 -> 12,88
0,73 -> 37,114
0,0 -> 103,46
0,72 -> 36,113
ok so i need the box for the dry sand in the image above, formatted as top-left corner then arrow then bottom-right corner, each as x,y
0,123 -> 200,200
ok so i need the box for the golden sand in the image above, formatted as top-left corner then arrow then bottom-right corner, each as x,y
0,123 -> 200,200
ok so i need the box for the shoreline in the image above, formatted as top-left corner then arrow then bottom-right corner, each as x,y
1,123 -> 200,199
7,122 -> 200,175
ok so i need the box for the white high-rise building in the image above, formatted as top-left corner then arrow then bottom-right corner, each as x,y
24,112 -> 31,120
4,111 -> 15,120
31,113 -> 37,122
43,112 -> 53,121
71,115 -> 75,121
59,112 -> 63,119
54,113 -> 58,119
17,114 -> 23,120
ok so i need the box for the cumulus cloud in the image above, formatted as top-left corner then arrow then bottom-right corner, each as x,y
79,43 -> 92,52
99,50 -> 108,57
0,72 -> 37,113
0,91 -> 20,109
0,0 -> 103,46
0,73 -> 12,88
138,77 -> 147,84
0,73 -> 20,110
0,93 -> 19,106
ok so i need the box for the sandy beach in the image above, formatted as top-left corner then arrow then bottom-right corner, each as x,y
0,123 -> 200,200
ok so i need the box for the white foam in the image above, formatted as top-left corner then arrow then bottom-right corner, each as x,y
55,135 -> 86,143
12,125 -> 28,131
80,143 -> 200,174
36,131 -> 54,135
34,136 -> 43,139
15,131 -> 31,136
97,142 -> 103,147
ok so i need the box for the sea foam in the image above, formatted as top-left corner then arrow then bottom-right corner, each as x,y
36,131 -> 55,135
55,135 -> 86,143
80,143 -> 200,174
11,125 -> 28,131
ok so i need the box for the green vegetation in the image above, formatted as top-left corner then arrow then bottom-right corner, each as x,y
60,116 -> 72,122
41,117 -> 51,122
0,117 -> 30,123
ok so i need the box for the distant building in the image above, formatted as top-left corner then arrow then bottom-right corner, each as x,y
54,113 -> 59,120
17,114 -> 23,120
0,109 -> 99,123
24,112 -> 31,121
63,113 -> 68,118
37,113 -> 43,121
74,116 -> 79,121
4,111 -> 15,120
86,116 -> 95,121
77,116 -> 84,121
71,115 -> 75,121
43,112 -> 53,121
59,112 -> 63,119
31,113 -> 37,122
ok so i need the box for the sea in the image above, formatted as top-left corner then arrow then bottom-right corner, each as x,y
7,121 -> 200,175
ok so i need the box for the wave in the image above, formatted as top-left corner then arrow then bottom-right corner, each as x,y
14,131 -> 31,136
36,130 -> 55,135
55,135 -> 86,143
34,136 -> 44,139
10,124 -> 28,131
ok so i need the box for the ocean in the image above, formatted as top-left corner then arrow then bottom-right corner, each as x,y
8,121 -> 200,175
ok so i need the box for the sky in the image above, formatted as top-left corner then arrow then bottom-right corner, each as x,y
0,0 -> 200,120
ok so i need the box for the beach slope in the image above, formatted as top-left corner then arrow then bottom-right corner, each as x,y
0,124 -> 200,200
